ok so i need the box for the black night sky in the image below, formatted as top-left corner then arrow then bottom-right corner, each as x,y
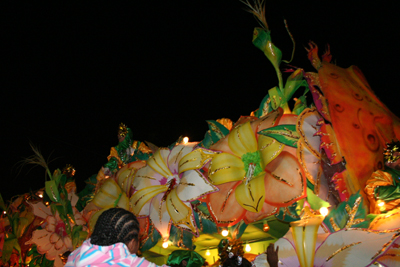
1,1 -> 399,202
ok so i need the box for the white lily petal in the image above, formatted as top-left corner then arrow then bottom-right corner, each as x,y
149,194 -> 171,239
168,143 -> 197,174
132,165 -> 164,191
177,170 -> 218,202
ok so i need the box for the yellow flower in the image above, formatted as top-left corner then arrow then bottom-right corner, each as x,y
209,120 -> 282,212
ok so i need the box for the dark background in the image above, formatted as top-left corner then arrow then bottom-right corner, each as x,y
1,1 -> 398,202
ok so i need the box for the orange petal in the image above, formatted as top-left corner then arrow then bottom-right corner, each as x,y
206,181 -> 245,227
244,202 -> 278,224
264,151 -> 306,207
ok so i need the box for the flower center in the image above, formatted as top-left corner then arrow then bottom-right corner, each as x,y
56,221 -> 68,237
162,176 -> 178,202
241,151 -> 263,184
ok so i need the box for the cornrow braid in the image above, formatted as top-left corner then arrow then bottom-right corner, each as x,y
91,208 -> 139,246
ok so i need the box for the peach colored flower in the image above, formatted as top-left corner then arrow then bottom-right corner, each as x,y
26,202 -> 86,267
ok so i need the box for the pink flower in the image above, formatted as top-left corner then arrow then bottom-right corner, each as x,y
26,202 -> 86,267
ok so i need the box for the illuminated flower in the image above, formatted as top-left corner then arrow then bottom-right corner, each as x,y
260,227 -> 400,267
26,202 -> 86,267
130,143 -> 217,239
205,109 -> 306,225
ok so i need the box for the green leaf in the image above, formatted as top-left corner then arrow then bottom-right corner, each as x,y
323,191 -> 370,232
256,94 -> 273,118
64,200 -> 76,225
258,124 -> 299,148
275,202 -> 300,222
306,187 -> 330,211
140,224 -> 161,252
10,213 -> 20,234
52,169 -> 62,187
228,221 -> 247,239
206,120 -> 229,144
268,86 -> 283,110
252,29 -> 284,90
198,131 -> 213,149
196,202 -> 211,216
193,206 -> 217,235
283,70 -> 308,101
45,180 -> 60,202
1,237 -> 20,263
252,217 -> 290,239
168,136 -> 184,150
72,225 -> 88,249
76,174 -> 98,211
16,215 -> 34,238
292,96 -> 308,115
169,225 -> 194,250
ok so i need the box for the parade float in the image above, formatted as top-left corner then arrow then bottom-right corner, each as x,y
2,1 -> 400,266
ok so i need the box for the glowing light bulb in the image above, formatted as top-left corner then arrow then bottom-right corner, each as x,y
183,137 -> 189,144
377,200 -> 386,211
162,241 -> 169,249
319,207 -> 329,217
206,249 -> 210,256
221,229 -> 229,237
263,222 -> 270,232
38,193 -> 43,198
245,243 -> 251,252
2,211 -> 6,215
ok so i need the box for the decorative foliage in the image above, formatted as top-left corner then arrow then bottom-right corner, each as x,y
198,120 -> 230,149
258,124 -> 299,148
383,140 -> 400,163
323,192 -> 370,233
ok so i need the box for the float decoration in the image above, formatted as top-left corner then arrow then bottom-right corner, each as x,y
75,174 -> 98,212
130,142 -> 218,240
4,2 -> 400,266
322,192 -> 369,233
262,225 -> 400,267
167,250 -> 205,267
140,223 -> 161,252
198,120 -> 231,149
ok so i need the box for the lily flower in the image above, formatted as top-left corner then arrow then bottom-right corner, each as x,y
205,109 -> 306,226
130,143 -> 217,239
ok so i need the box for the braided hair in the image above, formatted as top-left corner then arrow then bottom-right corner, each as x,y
90,208 -> 139,246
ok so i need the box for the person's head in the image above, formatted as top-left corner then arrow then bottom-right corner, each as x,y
90,208 -> 140,254
222,255 -> 252,267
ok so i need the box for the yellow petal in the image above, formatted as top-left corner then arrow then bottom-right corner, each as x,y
208,153 -> 245,185
228,121 -> 258,157
116,192 -> 130,210
147,148 -> 173,178
178,148 -> 218,173
116,161 -> 146,195
258,135 -> 285,166
235,173 -> 266,213
130,185 -> 168,215
92,179 -> 121,208
166,189 -> 196,233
